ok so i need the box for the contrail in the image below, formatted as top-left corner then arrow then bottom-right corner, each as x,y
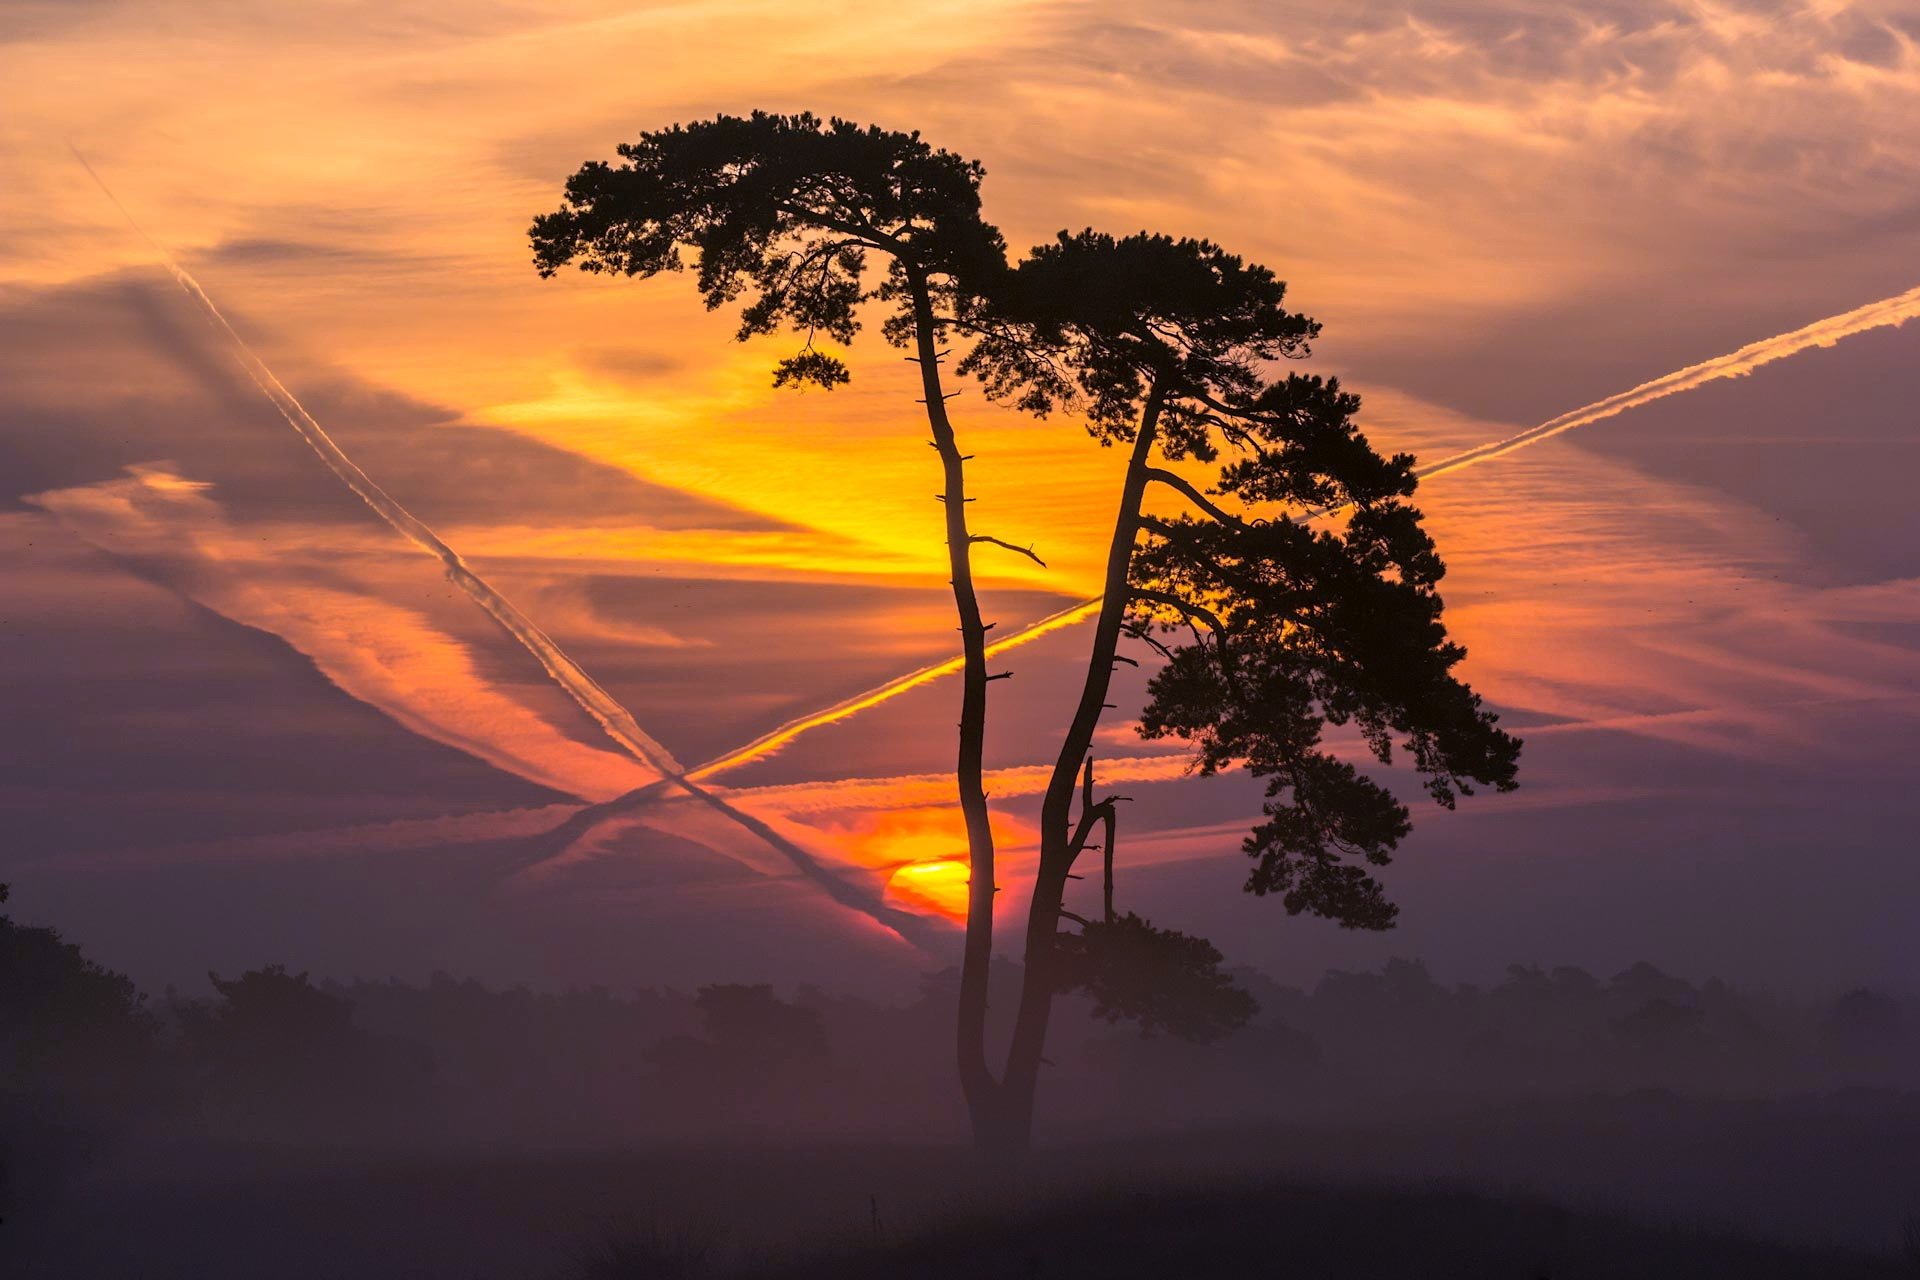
684,597 -> 1104,780
71,145 -> 685,779
533,276 -> 1920,866
1412,283 -> 1920,482
78,141 -> 1920,928
73,149 -> 940,944
675,279 -> 1920,777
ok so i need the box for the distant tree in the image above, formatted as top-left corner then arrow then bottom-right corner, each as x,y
0,883 -> 159,1110
956,230 -> 1521,1153
693,982 -> 830,1061
531,113 -> 1021,1135
1610,996 -> 1707,1058
646,984 -> 828,1124
1,884 -> 166,1234
1606,962 -> 1697,1016
175,965 -> 428,1137
1821,987 -> 1906,1060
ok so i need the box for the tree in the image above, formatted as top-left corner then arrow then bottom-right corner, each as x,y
532,124 -> 1520,1156
174,966 -> 429,1137
530,112 -> 1020,1132
1821,987 -> 1907,1060
958,230 -> 1522,1152
646,984 -> 831,1126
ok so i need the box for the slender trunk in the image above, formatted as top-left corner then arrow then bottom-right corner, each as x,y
993,386 -> 1166,1154
905,272 -> 1002,1139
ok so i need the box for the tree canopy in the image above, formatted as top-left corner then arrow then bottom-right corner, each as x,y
531,110 -> 1007,388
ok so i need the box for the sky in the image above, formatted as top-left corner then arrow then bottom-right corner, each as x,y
3,0 -> 1918,999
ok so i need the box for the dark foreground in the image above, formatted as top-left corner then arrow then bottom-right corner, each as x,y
692,1182 -> 1907,1280
9,1112 -> 1918,1279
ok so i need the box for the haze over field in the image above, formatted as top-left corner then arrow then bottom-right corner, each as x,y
4,0 -> 1919,1005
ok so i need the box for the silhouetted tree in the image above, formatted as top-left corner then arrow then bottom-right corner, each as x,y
531,128 -> 1519,1156
531,113 -> 1020,1134
957,230 -> 1522,1152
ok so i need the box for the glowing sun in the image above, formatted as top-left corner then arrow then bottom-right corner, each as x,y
886,858 -> 972,921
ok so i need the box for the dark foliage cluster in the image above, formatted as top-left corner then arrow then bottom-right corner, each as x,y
1053,912 -> 1258,1042
958,229 -> 1313,448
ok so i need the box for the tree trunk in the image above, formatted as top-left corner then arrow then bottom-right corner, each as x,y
905,272 -> 1002,1140
992,388 -> 1166,1156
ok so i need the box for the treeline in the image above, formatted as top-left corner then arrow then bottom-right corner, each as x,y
4,885 -> 1916,1158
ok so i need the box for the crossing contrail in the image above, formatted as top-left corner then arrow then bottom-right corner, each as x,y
71,145 -> 686,780
674,279 -> 1920,777
77,141 -> 1920,928
73,149 -> 939,944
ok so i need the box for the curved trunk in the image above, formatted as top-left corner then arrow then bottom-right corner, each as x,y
991,387 -> 1166,1155
905,272 -> 1002,1135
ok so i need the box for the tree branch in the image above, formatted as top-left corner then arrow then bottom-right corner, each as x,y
1121,623 -> 1176,662
1145,469 -> 1254,530
1130,588 -> 1229,638
770,197 -> 900,251
968,535 -> 1047,567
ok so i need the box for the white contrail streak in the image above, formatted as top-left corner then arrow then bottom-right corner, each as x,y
1411,283 -> 1920,482
70,146 -> 685,780
677,280 -> 1920,777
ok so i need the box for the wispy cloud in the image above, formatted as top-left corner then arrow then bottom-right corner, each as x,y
29,464 -> 657,800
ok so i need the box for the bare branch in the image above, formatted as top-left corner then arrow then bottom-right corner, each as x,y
1100,805 -> 1117,923
968,535 -> 1047,567
1065,800 -> 1113,867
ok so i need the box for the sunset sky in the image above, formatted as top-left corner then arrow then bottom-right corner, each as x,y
5,0 -> 1918,998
